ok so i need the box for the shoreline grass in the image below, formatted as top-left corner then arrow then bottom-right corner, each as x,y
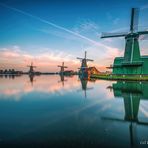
91,74 -> 148,81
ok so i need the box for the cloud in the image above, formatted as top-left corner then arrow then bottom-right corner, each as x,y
0,44 -> 123,72
0,2 -> 118,53
38,28 -> 87,44
0,46 -> 32,61
0,3 -> 102,48
113,18 -> 120,25
0,46 -> 79,72
83,43 -> 123,71
103,38 -> 113,42
141,4 -> 148,10
73,19 -> 99,34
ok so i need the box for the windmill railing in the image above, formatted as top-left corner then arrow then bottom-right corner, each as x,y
106,64 -> 121,69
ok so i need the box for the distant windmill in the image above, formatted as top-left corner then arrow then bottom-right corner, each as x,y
57,62 -> 68,75
101,8 -> 148,75
27,62 -> 36,74
77,51 -> 93,70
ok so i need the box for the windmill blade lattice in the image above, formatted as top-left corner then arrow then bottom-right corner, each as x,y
101,32 -> 128,38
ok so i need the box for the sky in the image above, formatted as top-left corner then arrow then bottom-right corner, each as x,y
0,0 -> 148,72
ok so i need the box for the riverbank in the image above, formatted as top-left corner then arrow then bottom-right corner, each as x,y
91,74 -> 148,81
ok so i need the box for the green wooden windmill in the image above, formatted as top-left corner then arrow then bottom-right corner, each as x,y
101,8 -> 148,75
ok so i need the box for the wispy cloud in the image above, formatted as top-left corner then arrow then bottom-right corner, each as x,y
38,28 -> 86,44
0,3 -> 121,53
113,18 -> 120,25
0,3 -> 102,47
73,19 -> 99,34
141,4 -> 148,10
79,43 -> 124,72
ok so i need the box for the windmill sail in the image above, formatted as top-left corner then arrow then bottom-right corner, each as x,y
77,57 -> 83,60
130,8 -> 139,32
101,32 -> 128,38
86,59 -> 94,61
138,30 -> 148,35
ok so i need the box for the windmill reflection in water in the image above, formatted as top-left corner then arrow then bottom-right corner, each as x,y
104,81 -> 148,147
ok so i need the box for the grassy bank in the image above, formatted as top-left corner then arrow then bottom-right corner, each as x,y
91,74 -> 148,81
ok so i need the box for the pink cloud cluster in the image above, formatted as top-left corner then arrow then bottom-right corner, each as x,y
0,46 -> 79,72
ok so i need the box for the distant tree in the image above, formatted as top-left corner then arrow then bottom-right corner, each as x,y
12,69 -> 15,74
4,69 -> 8,74
8,69 -> 11,74
0,70 -> 3,74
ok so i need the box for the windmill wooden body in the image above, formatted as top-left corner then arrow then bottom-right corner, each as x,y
77,51 -> 93,77
101,8 -> 148,75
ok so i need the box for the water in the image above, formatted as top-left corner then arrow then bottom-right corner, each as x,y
0,75 -> 148,148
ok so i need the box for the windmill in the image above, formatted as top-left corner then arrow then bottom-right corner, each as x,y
77,51 -> 93,76
57,62 -> 68,75
27,62 -> 36,75
101,8 -> 148,75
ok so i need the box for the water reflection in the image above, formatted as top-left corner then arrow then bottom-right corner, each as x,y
58,74 -> 68,87
29,74 -> 35,86
0,75 -> 80,100
105,81 -> 148,147
0,74 -> 21,79
78,76 -> 94,98
0,76 -> 148,148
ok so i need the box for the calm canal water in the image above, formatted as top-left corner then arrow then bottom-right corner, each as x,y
0,75 -> 148,148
